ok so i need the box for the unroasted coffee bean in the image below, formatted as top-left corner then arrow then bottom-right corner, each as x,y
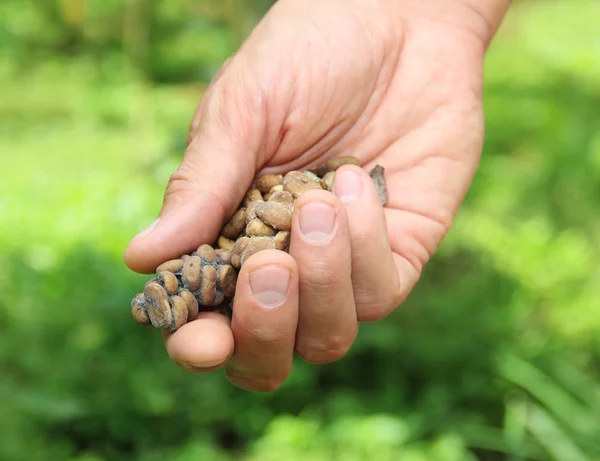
322,171 -> 335,191
369,165 -> 388,205
170,295 -> 189,331
326,156 -> 361,171
244,188 -> 263,206
255,174 -> 283,193
199,265 -> 217,305
241,237 -> 276,266
304,171 -> 324,185
218,236 -> 234,250
131,155 -> 388,333
144,282 -> 172,329
246,218 -> 277,237
274,231 -> 290,251
182,256 -> 202,292
197,244 -> 217,261
221,208 -> 247,239
255,201 -> 292,231
268,190 -> 294,206
218,265 -> 237,297
131,293 -> 150,325
263,184 -> 283,201
231,236 -> 250,269
245,201 -> 260,223
216,249 -> 232,264
283,171 -> 323,198
179,289 -> 199,319
156,259 -> 183,274
158,271 -> 179,295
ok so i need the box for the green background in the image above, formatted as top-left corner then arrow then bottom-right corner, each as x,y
1,1 -> 599,460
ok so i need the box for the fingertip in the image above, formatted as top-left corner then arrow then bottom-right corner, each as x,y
123,198 -> 225,273
332,164 -> 375,206
239,249 -> 298,276
123,239 -> 155,274
164,312 -> 234,372
293,187 -> 344,209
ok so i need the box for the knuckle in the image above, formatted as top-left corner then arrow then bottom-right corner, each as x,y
243,326 -> 288,349
164,169 -> 193,202
304,263 -> 341,292
296,334 -> 354,364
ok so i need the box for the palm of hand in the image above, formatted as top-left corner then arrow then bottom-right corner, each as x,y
128,0 -> 489,391
192,0 -> 486,294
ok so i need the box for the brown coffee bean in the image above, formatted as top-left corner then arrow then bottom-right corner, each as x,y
245,201 -> 260,224
218,265 -> 237,298
255,174 -> 283,193
263,184 -> 283,201
326,156 -> 361,171
274,231 -> 291,251
158,271 -> 179,295
268,190 -> 294,206
156,259 -> 183,274
369,165 -> 388,205
170,296 -> 189,331
216,249 -> 232,264
322,171 -> 335,191
182,255 -> 202,292
255,201 -> 292,231
283,171 -> 323,198
304,171 -> 324,186
131,293 -> 150,325
199,265 -> 217,305
232,236 -> 250,257
244,189 -> 263,207
221,208 -> 247,239
179,289 -> 199,319
246,218 -> 277,237
231,236 -> 250,269
197,244 -> 217,261
241,237 -> 276,265
217,236 -> 234,250
144,282 -> 172,329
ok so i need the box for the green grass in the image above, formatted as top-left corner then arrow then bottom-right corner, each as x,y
1,1 -> 600,460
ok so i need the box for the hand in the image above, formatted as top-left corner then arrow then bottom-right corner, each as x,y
125,0 -> 508,391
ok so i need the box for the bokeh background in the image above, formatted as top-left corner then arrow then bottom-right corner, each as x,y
1,0 -> 599,460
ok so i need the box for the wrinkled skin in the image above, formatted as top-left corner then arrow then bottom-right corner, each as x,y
125,0 -> 508,392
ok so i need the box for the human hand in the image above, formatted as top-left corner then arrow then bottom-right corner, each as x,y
124,0 -> 510,391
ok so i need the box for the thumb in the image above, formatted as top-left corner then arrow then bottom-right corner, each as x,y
124,76 -> 264,274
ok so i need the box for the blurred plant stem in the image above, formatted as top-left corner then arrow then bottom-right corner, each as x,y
123,0 -> 154,150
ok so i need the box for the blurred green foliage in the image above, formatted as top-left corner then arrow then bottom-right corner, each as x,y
1,1 -> 599,460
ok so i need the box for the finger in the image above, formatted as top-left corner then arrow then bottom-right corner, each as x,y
289,190 -> 357,364
332,164 -> 403,322
124,63 -> 263,274
164,311 -> 234,373
225,250 -> 298,392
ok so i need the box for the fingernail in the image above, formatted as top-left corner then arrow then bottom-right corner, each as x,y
333,169 -> 362,204
249,266 -> 291,307
134,218 -> 158,239
299,202 -> 336,243
183,359 -> 223,370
